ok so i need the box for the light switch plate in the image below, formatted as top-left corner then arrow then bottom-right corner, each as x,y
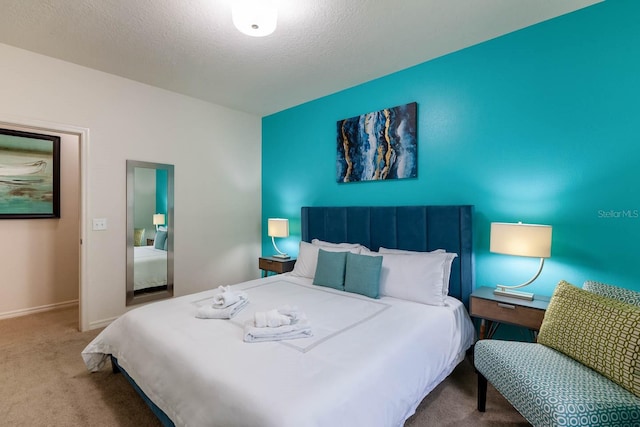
93,218 -> 107,231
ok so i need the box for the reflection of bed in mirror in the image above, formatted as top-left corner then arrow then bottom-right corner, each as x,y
133,246 -> 167,292
126,159 -> 174,305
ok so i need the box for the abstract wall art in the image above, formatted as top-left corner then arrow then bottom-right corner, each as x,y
0,128 -> 60,218
337,102 -> 417,183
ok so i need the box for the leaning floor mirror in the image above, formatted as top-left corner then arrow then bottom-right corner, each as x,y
126,160 -> 174,306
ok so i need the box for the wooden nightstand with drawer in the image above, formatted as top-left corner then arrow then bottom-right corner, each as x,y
470,286 -> 550,341
259,257 -> 296,277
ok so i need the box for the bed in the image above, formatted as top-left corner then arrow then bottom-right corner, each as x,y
133,245 -> 168,291
83,205 -> 476,427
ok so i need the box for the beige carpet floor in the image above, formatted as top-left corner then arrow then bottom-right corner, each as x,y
0,306 -> 529,426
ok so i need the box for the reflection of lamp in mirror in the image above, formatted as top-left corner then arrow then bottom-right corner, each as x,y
153,213 -> 165,231
268,218 -> 289,259
490,222 -> 552,301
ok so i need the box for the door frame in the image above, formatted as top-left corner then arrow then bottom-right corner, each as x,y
0,114 -> 89,331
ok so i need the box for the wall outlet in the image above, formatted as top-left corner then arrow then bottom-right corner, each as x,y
93,218 -> 108,231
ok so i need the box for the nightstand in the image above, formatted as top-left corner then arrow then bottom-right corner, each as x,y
259,257 -> 296,277
470,286 -> 550,341
146,238 -> 154,246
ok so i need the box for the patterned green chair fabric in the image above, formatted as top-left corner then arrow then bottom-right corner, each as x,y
582,280 -> 640,307
475,340 -> 640,426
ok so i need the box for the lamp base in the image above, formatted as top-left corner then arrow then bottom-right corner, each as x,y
493,287 -> 534,301
272,254 -> 290,259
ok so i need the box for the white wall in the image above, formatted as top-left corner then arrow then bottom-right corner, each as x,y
0,43 -> 262,329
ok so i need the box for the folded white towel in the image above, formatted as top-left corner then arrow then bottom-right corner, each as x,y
196,298 -> 248,319
212,286 -> 248,308
243,318 -> 313,343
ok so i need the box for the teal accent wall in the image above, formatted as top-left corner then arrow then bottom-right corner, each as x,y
262,0 -> 640,295
156,169 -> 168,216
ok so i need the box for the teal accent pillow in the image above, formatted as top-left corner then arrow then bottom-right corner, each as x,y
344,252 -> 383,298
313,249 -> 347,290
154,231 -> 168,250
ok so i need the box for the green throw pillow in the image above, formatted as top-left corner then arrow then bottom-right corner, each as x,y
134,228 -> 145,246
538,280 -> 640,398
344,252 -> 383,299
313,249 -> 347,290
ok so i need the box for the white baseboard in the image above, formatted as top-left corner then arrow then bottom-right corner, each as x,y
89,316 -> 119,330
0,299 -> 79,320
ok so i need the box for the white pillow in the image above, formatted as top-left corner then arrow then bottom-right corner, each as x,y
378,247 -> 445,254
379,252 -> 457,306
378,247 -> 454,296
439,252 -> 457,296
311,239 -> 362,249
359,246 -> 375,255
290,241 -> 359,278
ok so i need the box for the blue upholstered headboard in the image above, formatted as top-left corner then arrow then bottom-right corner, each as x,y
300,205 -> 475,308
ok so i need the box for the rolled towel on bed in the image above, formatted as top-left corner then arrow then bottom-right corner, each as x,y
196,298 -> 248,319
254,305 -> 302,328
254,309 -> 293,328
277,305 -> 303,322
243,318 -> 312,343
212,286 -> 248,309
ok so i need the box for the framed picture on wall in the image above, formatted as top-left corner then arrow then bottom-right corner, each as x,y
337,102 -> 417,183
0,128 -> 60,219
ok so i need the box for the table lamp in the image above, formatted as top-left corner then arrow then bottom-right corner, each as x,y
268,218 -> 290,259
153,213 -> 165,231
490,221 -> 552,301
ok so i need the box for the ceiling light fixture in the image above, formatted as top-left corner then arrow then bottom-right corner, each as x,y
232,0 -> 278,37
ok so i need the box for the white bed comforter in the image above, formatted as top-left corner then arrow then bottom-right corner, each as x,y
133,246 -> 167,290
83,274 -> 475,427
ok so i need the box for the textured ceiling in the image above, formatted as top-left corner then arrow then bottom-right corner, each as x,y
0,0 -> 601,116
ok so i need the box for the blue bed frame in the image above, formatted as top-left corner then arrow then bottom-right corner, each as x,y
111,355 -> 174,426
113,204 -> 475,425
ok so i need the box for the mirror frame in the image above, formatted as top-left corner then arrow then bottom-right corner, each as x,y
126,160 -> 175,306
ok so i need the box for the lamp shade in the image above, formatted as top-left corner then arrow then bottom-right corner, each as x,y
232,0 -> 277,37
267,218 -> 289,238
490,222 -> 552,258
153,214 -> 166,226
